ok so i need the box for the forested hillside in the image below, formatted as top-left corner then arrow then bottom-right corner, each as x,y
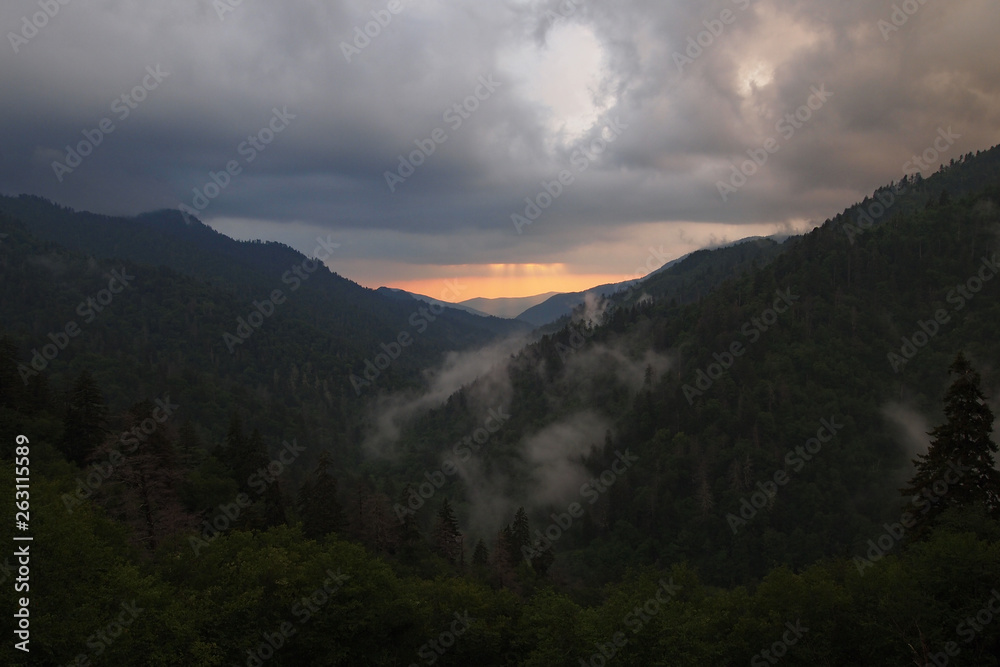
1,146 -> 999,665
0,200 -> 530,472
392,147 -> 1000,587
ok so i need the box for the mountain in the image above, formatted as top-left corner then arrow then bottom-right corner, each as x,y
514,281 -> 635,326
382,144 -> 1000,586
3,148 -> 1000,667
458,292 -> 559,319
519,238 -> 788,328
0,196 -> 530,471
0,195 -> 529,352
376,287 -> 496,319
617,236 -> 788,307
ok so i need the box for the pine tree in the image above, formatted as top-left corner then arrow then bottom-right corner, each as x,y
394,486 -> 423,548
491,528 -> 516,586
510,507 -> 530,560
432,498 -> 462,564
241,428 -> 271,492
472,539 -> 489,566
530,542 -> 555,576
176,421 -> 204,469
219,411 -> 245,475
299,452 -> 345,540
902,353 -> 1000,528
59,370 -> 108,466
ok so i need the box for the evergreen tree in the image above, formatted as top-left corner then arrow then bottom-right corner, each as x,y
241,428 -> 270,491
902,353 -> 1000,528
59,370 -> 108,466
472,539 -> 489,567
299,452 -> 345,540
395,485 -> 423,548
219,411 -> 245,475
511,507 -> 530,558
530,543 -> 555,576
432,498 -> 463,564
176,421 -> 204,469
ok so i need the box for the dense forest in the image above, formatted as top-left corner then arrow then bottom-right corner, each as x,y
2,146 -> 1000,665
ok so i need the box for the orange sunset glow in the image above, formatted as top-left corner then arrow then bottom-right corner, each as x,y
382,264 -> 630,300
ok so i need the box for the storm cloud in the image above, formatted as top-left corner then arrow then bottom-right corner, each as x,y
2,0 -> 998,292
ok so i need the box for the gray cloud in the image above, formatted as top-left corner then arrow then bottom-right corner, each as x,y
2,0 -> 999,282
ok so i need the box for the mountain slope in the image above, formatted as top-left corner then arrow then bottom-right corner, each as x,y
380,145 -> 1000,586
0,196 -> 529,374
518,238 -> 786,327
0,201 -> 528,475
376,287 -> 499,320
459,293 -> 558,319
515,281 -> 636,326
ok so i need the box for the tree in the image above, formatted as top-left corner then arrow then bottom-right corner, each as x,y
298,452 -> 345,540
432,498 -> 463,564
96,399 -> 194,548
472,539 -> 489,567
902,353 -> 1000,529
395,485 -> 423,548
59,370 -> 108,466
219,411 -> 245,476
510,507 -> 530,561
176,421 -> 204,469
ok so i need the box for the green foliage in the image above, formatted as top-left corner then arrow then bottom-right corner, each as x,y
2,147 -> 1000,664
902,352 -> 1000,532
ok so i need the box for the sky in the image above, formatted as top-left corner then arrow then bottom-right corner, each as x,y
1,0 -> 998,299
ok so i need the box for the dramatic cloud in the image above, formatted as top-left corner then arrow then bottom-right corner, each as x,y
2,0 -> 998,294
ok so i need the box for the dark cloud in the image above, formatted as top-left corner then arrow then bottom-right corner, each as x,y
1,0 -> 998,286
